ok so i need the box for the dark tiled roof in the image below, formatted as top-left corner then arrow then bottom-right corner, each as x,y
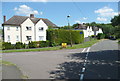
92,26 -> 99,31
3,16 -> 28,26
75,24 -> 87,30
3,15 -> 57,27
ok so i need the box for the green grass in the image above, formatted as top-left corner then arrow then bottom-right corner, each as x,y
0,60 -> 16,66
2,39 -> 99,53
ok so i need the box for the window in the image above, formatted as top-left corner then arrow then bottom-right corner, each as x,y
38,27 -> 44,31
16,27 -> 19,31
7,27 -> 10,30
26,27 -> 32,30
39,36 -> 44,41
26,36 -> 32,41
16,35 -> 19,41
8,35 -> 10,41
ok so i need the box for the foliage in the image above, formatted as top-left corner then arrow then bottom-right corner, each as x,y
47,29 -> 84,46
111,15 -> 120,26
3,39 -> 98,53
2,42 -> 14,50
15,42 -> 24,49
96,33 -> 105,39
28,41 -> 38,48
39,41 -> 49,47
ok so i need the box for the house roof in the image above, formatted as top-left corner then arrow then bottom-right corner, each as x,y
92,26 -> 99,31
75,24 -> 100,31
75,24 -> 87,30
2,15 -> 57,27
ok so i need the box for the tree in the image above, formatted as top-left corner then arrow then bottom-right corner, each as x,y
111,15 -> 120,26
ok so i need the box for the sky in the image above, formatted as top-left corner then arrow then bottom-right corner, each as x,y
0,1 -> 119,27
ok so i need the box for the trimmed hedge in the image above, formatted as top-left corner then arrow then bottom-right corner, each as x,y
39,41 -> 49,47
47,29 -> 84,46
2,42 -> 14,50
15,42 -> 24,49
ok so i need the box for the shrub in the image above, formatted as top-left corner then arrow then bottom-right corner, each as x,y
47,29 -> 84,46
2,42 -> 14,50
97,33 -> 105,39
39,41 -> 50,47
15,42 -> 24,49
28,41 -> 38,48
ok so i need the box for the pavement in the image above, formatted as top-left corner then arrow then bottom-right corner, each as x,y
2,39 -> 120,80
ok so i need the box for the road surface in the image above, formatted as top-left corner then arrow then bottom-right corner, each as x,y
2,39 -> 120,80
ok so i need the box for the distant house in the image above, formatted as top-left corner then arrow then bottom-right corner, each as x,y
75,23 -> 103,38
2,14 -> 57,44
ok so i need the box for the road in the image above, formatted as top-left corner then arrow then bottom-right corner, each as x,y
2,39 -> 120,80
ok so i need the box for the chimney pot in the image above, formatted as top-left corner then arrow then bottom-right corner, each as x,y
3,16 -> 6,23
30,14 -> 34,18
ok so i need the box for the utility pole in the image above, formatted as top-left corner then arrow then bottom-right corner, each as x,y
67,15 -> 72,47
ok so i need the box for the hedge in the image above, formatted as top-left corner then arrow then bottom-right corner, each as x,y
2,42 -> 14,50
47,29 -> 84,46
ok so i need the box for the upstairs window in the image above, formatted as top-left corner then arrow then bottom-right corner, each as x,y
26,27 -> 32,30
39,27 -> 44,31
16,35 -> 19,41
7,27 -> 10,30
16,27 -> 19,31
26,36 -> 32,41
8,35 -> 10,41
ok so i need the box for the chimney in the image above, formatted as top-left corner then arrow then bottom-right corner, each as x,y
3,16 -> 6,23
30,14 -> 34,18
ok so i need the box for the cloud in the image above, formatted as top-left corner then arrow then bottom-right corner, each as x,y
82,17 -> 87,20
14,5 -> 40,16
95,6 -> 118,18
75,20 -> 81,24
96,17 -> 107,21
75,20 -> 86,24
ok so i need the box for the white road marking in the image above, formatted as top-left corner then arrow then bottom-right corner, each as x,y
85,57 -> 87,60
83,62 -> 86,67
86,47 -> 90,52
79,47 -> 91,81
81,48 -> 86,53
81,67 -> 85,73
80,74 -> 84,80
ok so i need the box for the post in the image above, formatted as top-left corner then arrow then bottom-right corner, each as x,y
67,15 -> 72,47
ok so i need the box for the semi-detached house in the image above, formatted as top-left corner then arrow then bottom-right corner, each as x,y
2,14 -> 57,44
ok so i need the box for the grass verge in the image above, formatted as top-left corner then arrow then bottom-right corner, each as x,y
2,39 -> 99,53
0,60 -> 16,66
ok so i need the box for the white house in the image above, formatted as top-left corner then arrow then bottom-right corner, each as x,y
2,14 -> 57,44
75,23 -> 103,38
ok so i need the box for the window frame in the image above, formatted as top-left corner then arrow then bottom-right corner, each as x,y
16,27 -> 19,31
26,36 -> 32,41
26,26 -> 32,30
38,27 -> 44,31
8,35 -> 10,41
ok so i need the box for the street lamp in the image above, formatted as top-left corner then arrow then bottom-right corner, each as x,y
67,15 -> 72,47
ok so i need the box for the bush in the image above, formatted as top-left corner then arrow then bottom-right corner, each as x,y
47,29 -> 84,46
97,33 -> 105,39
2,42 -> 14,50
28,41 -> 38,48
15,42 -> 24,49
39,41 -> 49,47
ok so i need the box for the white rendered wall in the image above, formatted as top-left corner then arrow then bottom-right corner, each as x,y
21,18 -> 35,44
4,25 -> 21,44
35,19 -> 48,41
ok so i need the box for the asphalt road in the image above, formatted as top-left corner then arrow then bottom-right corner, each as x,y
2,39 -> 120,80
